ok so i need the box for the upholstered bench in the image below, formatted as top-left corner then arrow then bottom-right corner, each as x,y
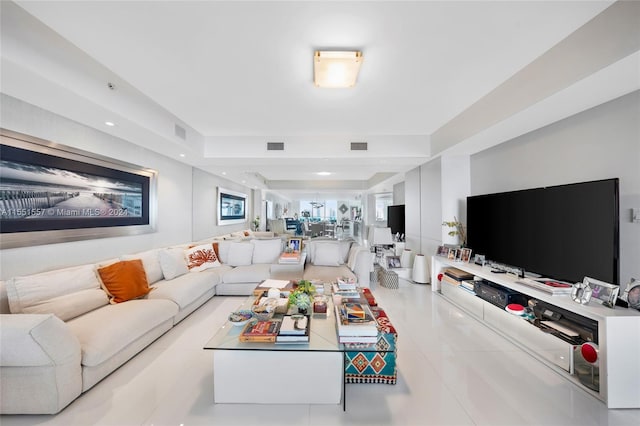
344,300 -> 398,384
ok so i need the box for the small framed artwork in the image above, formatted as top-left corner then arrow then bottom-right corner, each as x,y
436,245 -> 450,257
386,255 -> 401,269
287,237 -> 302,252
585,276 -> 619,308
474,254 -> 486,266
460,248 -> 472,263
448,249 -> 458,260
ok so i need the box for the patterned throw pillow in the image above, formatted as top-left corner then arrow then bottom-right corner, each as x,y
184,243 -> 221,272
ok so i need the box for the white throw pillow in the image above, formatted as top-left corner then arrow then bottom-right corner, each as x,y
5,264 -> 108,321
227,242 -> 254,266
313,242 -> 342,266
121,249 -> 163,284
338,241 -> 352,264
184,243 -> 221,272
158,247 -> 189,280
251,238 -> 283,264
347,245 -> 362,270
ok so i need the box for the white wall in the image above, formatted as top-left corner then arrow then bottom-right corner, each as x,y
0,95 -> 193,279
471,91 -> 640,287
191,168 -> 253,241
420,158 -> 443,257
393,181 -> 405,205
404,167 -> 421,253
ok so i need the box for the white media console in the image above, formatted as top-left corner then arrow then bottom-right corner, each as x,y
431,256 -> 640,409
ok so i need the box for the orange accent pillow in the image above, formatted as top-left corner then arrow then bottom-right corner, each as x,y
244,231 -> 250,236
98,259 -> 151,304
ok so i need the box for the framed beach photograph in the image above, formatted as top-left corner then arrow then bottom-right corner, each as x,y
1,129 -> 157,249
460,248 -> 472,263
217,187 -> 247,225
287,237 -> 302,252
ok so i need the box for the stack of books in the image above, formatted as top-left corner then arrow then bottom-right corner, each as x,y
335,302 -> 379,344
332,285 -> 360,299
276,315 -> 310,343
441,267 -> 474,288
336,277 -> 357,290
516,278 -> 573,295
278,252 -> 301,264
239,320 -> 281,342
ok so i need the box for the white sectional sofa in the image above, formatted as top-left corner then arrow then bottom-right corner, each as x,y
0,231 -> 373,414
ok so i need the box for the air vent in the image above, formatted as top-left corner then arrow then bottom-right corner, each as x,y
174,124 -> 186,140
351,142 -> 368,151
267,142 -> 285,151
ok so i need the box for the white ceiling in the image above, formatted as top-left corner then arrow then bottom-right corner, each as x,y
3,0 -> 637,200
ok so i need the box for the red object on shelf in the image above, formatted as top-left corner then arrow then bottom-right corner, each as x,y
437,273 -> 443,281
581,342 -> 599,364
505,303 -> 525,315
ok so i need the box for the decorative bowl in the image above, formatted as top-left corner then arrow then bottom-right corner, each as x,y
251,301 -> 276,321
228,310 -> 253,326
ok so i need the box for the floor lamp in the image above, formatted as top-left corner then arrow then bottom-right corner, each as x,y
412,254 -> 429,284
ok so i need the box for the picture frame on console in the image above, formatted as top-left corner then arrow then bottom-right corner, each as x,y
460,248 -> 472,263
585,277 -> 620,309
386,255 -> 401,269
436,245 -> 450,257
0,129 -> 157,249
448,249 -> 457,260
287,237 -> 302,252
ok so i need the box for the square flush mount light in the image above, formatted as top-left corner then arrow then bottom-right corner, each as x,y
314,51 -> 363,88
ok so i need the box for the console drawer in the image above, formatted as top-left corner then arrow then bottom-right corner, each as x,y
484,302 -> 574,373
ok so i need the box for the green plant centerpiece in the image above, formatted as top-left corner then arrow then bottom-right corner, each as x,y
252,216 -> 260,231
442,216 -> 467,247
289,280 -> 316,314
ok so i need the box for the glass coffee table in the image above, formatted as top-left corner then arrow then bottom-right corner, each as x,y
203,289 -> 389,409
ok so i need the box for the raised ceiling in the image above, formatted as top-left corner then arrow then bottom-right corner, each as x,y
2,1 -> 638,200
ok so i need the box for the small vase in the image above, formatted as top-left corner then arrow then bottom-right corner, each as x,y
297,307 -> 308,315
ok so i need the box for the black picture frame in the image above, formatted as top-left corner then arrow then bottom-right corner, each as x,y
1,129 -> 157,248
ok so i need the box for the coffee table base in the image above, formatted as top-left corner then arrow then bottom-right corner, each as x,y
213,350 -> 343,404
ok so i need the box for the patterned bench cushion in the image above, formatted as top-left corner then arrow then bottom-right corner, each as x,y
345,306 -> 397,384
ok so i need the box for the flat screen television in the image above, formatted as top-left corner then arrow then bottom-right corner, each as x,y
466,178 -> 619,285
387,204 -> 405,237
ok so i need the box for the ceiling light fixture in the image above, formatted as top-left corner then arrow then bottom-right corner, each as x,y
105,121 -> 115,126
314,50 -> 363,88
316,171 -> 331,176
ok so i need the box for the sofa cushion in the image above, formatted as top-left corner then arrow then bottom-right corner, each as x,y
121,249 -> 163,284
303,265 -> 356,283
313,242 -> 342,266
227,242 -> 254,266
5,264 -> 108,321
148,267 -> 227,309
222,264 -> 271,284
66,299 -> 177,367
251,238 -> 282,264
97,259 -> 151,304
158,247 -> 189,280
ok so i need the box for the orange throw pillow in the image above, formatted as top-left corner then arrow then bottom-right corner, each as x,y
98,259 -> 151,304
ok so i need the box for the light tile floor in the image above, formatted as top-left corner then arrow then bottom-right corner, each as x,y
2,279 -> 639,426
